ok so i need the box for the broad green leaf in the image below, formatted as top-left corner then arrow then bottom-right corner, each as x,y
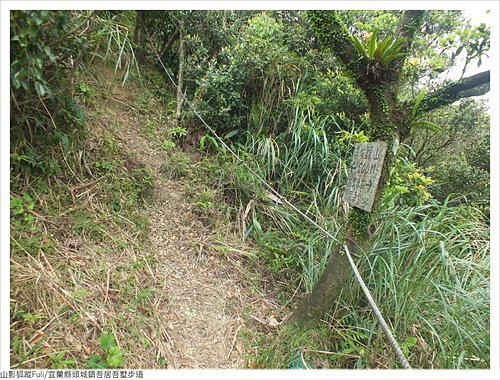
404,337 -> 418,347
379,37 -> 406,64
44,45 -> 56,63
106,346 -> 124,368
452,45 -> 464,60
224,129 -> 239,139
98,333 -> 117,350
10,197 -> 24,214
367,30 -> 378,59
244,224 -> 254,239
374,36 -> 391,60
35,81 -> 46,97
411,87 -> 428,119
199,135 -> 207,149
86,354 -> 109,369
413,120 -> 442,132
252,216 -> 263,233
349,34 -> 368,58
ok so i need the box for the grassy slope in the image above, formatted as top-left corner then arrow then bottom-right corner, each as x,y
10,63 -> 157,368
9,62 -> 280,369
10,59 -> 490,370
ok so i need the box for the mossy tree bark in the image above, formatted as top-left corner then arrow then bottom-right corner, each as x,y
416,71 -> 490,114
288,10 -> 490,326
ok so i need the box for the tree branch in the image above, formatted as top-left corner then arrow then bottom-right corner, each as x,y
457,82 -> 490,98
306,11 -> 366,81
418,70 -> 490,113
159,29 -> 180,60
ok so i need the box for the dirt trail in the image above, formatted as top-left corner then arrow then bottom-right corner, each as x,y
103,82 -> 278,368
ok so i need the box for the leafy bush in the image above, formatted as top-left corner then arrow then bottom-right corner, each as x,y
10,10 -> 140,189
86,333 -> 125,369
429,135 -> 489,204
196,13 -> 306,135
384,148 -> 435,207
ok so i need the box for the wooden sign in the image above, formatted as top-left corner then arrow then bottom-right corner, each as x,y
343,142 -> 387,212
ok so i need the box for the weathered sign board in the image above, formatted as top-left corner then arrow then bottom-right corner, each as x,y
343,141 -> 388,212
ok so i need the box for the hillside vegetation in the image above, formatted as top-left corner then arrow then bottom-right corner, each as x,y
10,10 -> 490,369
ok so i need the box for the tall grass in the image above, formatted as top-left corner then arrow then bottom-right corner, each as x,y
237,109 -> 350,291
214,102 -> 490,368
328,200 -> 490,368
90,12 -> 141,85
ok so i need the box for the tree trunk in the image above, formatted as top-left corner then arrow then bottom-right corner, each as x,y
288,85 -> 395,326
159,29 -> 180,61
286,239 -> 356,325
288,10 -> 424,326
134,11 -> 146,64
175,18 -> 185,124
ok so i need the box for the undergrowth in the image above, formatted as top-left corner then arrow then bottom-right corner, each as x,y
184,102 -> 490,369
10,67 -> 157,368
10,11 -> 164,368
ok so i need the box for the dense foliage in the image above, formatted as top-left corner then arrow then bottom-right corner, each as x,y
10,10 -> 140,188
160,9 -> 490,368
10,11 -> 155,369
10,9 -> 490,370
